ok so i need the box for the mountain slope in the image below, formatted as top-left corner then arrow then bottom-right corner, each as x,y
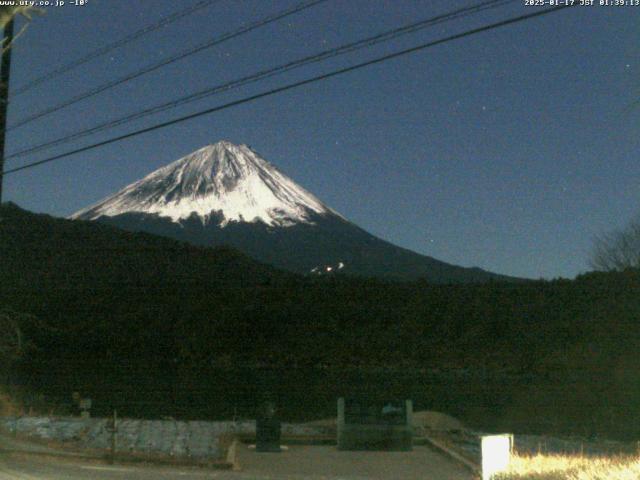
72,141 -> 517,283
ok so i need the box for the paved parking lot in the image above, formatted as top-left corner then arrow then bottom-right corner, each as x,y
237,443 -> 474,480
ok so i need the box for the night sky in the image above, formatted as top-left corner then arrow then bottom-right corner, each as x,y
3,0 -> 639,279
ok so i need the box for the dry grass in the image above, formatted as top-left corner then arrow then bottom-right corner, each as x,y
495,453 -> 640,480
412,410 -> 465,431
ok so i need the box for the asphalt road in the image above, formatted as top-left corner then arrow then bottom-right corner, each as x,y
0,444 -> 474,480
0,454 -> 240,480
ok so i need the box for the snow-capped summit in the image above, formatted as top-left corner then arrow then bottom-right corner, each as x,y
71,141 -> 339,227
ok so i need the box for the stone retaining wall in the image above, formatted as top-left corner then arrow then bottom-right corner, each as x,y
0,416 -> 328,459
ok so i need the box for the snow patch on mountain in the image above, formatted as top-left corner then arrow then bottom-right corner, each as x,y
71,141 -> 341,227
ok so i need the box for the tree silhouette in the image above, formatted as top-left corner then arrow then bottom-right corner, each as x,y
591,214 -> 640,271
0,6 -> 42,53
0,309 -> 26,359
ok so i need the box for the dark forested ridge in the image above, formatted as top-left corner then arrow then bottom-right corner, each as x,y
2,203 -> 640,438
93,209 -> 519,283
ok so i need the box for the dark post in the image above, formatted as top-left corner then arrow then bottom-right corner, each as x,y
256,401 -> 281,452
107,409 -> 118,464
0,17 -> 14,203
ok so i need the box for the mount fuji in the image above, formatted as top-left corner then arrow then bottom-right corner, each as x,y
72,141 -> 513,282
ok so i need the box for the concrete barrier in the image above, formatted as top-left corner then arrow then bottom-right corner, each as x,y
481,434 -> 513,480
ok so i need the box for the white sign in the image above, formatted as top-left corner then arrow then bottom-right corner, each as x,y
481,434 -> 512,480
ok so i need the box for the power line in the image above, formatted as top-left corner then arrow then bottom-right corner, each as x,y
13,0 -> 223,97
3,5 -> 575,177
6,0 -> 516,161
6,0 -> 329,131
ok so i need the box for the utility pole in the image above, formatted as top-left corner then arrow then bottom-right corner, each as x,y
0,17 -> 14,203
